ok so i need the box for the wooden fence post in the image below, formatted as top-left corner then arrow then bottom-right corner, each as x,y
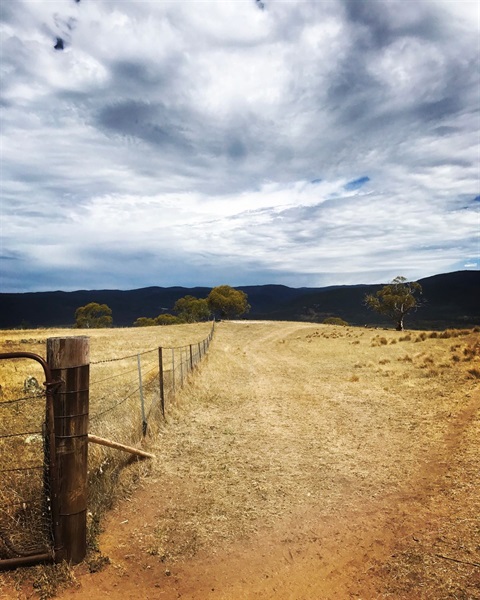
47,336 -> 89,565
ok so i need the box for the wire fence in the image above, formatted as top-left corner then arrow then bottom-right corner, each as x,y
0,321 -> 215,564
0,371 -> 52,561
88,322 -> 214,443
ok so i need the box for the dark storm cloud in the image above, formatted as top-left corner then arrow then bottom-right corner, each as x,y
341,0 -> 444,47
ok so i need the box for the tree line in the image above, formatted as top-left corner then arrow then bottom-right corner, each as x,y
74,277 -> 424,331
74,285 -> 250,328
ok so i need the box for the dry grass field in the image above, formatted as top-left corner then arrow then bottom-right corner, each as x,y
1,321 -> 479,599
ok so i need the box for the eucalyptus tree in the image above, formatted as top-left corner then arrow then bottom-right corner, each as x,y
364,276 -> 423,331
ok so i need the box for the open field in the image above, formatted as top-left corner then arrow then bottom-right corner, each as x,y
1,321 -> 479,599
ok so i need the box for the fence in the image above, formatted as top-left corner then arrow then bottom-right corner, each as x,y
0,351 -> 56,569
0,321 -> 214,569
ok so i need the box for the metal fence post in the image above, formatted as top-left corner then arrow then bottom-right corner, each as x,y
137,354 -> 147,436
46,336 -> 89,565
180,349 -> 184,386
158,347 -> 165,418
171,348 -> 175,396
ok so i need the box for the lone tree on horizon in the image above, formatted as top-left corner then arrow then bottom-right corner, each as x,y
364,276 -> 423,331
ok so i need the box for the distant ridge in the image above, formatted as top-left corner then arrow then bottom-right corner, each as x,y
0,271 -> 478,330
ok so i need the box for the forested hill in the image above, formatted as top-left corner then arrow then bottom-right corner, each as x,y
0,271 -> 478,330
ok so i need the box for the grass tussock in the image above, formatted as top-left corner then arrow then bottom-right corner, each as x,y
4,561 -> 78,600
467,368 -> 480,379
415,332 -> 428,342
371,336 -> 389,347
463,342 -> 480,361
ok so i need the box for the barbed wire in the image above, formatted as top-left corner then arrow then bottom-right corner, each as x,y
90,345 -> 158,365
89,382 -> 142,421
0,465 -> 43,473
90,364 -> 140,386
0,394 -> 46,406
0,431 -> 42,440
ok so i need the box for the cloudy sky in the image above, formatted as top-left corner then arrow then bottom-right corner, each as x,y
1,0 -> 479,293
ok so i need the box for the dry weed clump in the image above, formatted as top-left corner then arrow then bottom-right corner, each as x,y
371,336 -> 389,347
467,368 -> 480,379
463,341 -> 480,360
421,355 -> 435,366
5,561 -> 78,600
439,328 -> 471,339
415,332 -> 428,342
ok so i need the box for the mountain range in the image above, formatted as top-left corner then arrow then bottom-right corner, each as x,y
0,271 -> 478,330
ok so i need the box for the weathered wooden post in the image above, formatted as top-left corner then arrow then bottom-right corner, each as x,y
47,336 -> 89,564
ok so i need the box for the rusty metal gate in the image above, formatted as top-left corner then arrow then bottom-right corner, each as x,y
0,352 -> 57,569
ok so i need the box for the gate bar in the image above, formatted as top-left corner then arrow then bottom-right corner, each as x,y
0,553 -> 53,571
0,351 -> 60,569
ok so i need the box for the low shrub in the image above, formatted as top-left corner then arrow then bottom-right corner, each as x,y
415,333 -> 428,342
323,317 -> 349,326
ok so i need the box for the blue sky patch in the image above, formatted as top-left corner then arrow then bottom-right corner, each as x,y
344,176 -> 370,191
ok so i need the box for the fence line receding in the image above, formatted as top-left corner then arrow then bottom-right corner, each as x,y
0,321 -> 215,569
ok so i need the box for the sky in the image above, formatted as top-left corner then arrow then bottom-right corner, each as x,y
1,0 -> 479,293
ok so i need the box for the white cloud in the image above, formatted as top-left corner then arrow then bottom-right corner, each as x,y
1,0 -> 479,292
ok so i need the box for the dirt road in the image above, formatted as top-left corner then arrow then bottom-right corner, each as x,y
6,322 -> 480,599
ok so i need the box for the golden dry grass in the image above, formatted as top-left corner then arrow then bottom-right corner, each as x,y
1,321 -> 479,599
